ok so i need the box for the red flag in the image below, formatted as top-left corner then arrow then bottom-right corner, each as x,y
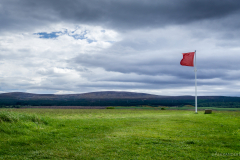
180,52 -> 195,67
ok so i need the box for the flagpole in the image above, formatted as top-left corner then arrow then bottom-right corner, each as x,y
194,50 -> 197,113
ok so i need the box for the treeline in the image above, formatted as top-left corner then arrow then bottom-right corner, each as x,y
198,102 -> 240,108
0,99 -> 194,107
1,98 -> 240,108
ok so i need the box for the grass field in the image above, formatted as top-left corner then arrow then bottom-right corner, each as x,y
114,106 -> 240,111
1,109 -> 240,159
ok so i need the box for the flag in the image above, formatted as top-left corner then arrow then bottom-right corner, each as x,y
180,52 -> 195,67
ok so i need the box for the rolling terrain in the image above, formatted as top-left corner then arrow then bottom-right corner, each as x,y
0,91 -> 240,108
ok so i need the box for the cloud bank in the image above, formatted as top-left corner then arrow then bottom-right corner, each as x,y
1,0 -> 240,96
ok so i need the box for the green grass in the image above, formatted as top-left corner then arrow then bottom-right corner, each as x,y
1,109 -> 240,159
170,107 -> 240,111
114,106 -> 240,111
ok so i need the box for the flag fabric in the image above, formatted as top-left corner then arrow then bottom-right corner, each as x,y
180,52 -> 195,67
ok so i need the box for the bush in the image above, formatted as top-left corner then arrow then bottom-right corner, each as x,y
106,107 -> 115,109
161,107 -> 166,110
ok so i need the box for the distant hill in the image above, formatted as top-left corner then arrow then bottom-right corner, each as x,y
0,91 -> 165,100
0,91 -> 225,100
0,91 -> 240,108
73,91 -> 163,99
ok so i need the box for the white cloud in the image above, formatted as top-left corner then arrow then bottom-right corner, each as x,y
0,23 -> 122,94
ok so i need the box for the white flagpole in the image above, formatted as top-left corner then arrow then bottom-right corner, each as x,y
194,50 -> 197,113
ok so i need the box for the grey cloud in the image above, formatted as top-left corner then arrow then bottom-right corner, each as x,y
198,57 -> 240,71
1,0 -> 240,33
37,0 -> 240,30
73,52 -> 227,82
72,38 -> 238,86
197,69 -> 226,79
36,69 -> 55,76
73,53 -> 176,74
76,75 -> 228,91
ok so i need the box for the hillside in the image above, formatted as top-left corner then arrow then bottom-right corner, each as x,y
0,91 -> 225,100
0,91 -> 240,108
0,91 -> 164,100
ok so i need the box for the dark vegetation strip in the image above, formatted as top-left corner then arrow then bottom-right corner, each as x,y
1,98 -> 240,108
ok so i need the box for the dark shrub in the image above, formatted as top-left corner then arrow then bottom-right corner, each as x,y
106,107 -> 115,109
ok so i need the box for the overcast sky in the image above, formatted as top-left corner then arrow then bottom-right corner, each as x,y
1,0 -> 240,96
